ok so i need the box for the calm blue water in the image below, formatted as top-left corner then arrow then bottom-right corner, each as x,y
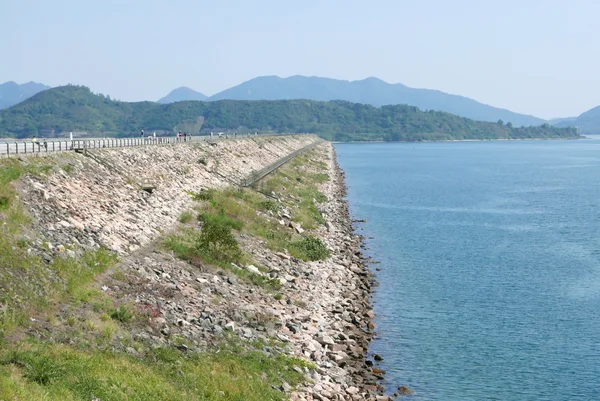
335,140 -> 600,401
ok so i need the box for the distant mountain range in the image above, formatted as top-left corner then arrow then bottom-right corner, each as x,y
0,81 -> 50,109
159,75 -> 546,127
3,76 -> 600,134
553,106 -> 600,134
158,86 -> 208,103
0,85 -> 579,141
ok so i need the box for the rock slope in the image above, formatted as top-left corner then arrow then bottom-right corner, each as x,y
22,135 -> 315,254
15,136 -> 392,400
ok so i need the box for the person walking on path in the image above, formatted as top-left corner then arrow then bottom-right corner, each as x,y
31,136 -> 40,150
140,129 -> 145,138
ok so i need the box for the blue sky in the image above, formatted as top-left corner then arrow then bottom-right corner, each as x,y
1,0 -> 598,119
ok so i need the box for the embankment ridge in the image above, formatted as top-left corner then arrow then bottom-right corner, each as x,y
2,136 -> 392,400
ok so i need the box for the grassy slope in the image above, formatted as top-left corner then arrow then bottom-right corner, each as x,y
0,148 -> 332,400
1,344 -> 306,401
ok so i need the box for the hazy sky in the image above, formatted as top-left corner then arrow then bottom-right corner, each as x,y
1,0 -> 599,119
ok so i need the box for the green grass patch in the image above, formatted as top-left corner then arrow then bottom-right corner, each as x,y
187,188 -> 216,201
109,305 -> 133,323
60,164 -> 74,174
0,343 -> 306,401
289,236 -> 330,261
178,210 -> 194,223
52,248 -> 118,297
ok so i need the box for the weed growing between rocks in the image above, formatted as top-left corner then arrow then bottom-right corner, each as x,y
110,305 -> 134,323
177,210 -> 193,223
290,235 -> 331,261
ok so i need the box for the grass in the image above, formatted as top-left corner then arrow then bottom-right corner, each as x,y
163,229 -> 282,292
189,184 -> 328,261
163,148 -> 332,294
0,343 -> 307,401
60,163 -> 74,174
109,305 -> 133,323
178,210 -> 193,223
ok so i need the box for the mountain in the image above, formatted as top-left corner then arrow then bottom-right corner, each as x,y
0,85 -> 578,141
549,116 -> 577,125
554,106 -> 600,134
0,81 -> 50,109
158,86 -> 208,103
208,75 -> 546,127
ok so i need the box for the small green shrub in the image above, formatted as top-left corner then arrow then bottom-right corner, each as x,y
61,164 -> 74,174
294,299 -> 307,308
197,158 -> 207,165
178,211 -> 193,224
0,196 -> 9,210
273,293 -> 283,301
188,188 -> 216,201
259,200 -> 278,212
110,305 -> 133,323
197,213 -> 242,263
291,236 -> 330,261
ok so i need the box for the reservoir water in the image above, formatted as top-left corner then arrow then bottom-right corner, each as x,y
335,140 -> 600,400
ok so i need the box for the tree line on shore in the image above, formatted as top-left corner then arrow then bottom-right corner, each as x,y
0,85 -> 579,141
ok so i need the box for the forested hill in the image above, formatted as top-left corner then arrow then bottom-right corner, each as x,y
0,85 -> 579,141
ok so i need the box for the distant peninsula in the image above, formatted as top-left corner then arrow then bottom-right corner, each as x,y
0,85 -> 579,141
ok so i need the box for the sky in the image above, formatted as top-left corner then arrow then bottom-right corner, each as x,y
1,0 -> 599,119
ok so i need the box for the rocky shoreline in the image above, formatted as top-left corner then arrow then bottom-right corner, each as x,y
105,144 -> 390,400
305,146 -> 389,400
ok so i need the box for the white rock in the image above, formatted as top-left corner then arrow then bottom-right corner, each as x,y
346,386 -> 359,395
246,265 -> 262,275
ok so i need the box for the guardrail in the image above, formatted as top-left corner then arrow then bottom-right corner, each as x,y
240,139 -> 323,187
0,132 -> 312,158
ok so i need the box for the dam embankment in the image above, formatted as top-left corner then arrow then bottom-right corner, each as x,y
1,135 -> 388,400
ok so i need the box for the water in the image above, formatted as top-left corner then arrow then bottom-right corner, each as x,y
335,140 -> 600,401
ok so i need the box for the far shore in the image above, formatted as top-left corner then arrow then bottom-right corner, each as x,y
332,136 -> 589,144
2,135 -> 591,145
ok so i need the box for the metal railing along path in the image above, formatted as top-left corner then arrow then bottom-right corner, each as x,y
240,139 -> 323,187
0,133 -> 312,158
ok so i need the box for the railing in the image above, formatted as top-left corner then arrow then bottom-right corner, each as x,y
0,132 -> 312,158
240,139 -> 323,187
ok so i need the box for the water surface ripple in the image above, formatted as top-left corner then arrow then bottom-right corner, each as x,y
335,140 -> 600,400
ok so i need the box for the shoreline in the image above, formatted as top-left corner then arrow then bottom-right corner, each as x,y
332,136 -> 586,144
324,145 -> 382,396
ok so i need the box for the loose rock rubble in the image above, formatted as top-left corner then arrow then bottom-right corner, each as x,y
16,138 -> 395,400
